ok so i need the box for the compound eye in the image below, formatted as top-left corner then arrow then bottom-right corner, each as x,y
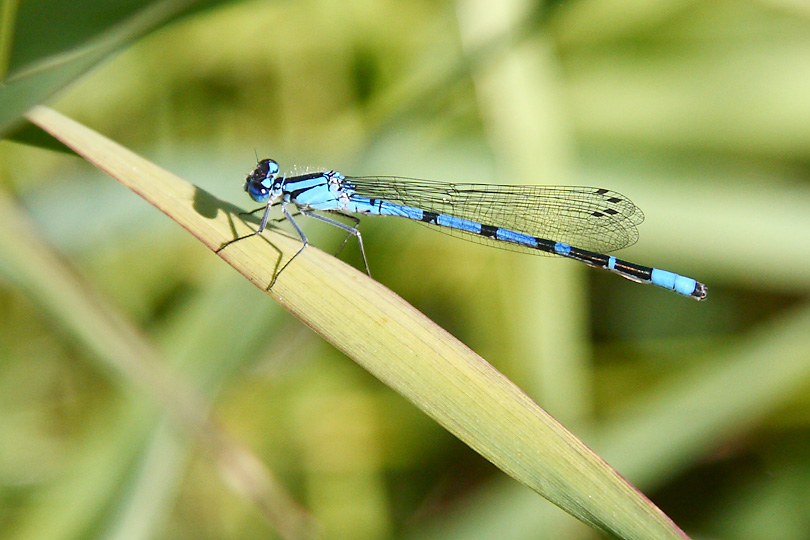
245,158 -> 280,203
246,180 -> 271,202
260,159 -> 280,177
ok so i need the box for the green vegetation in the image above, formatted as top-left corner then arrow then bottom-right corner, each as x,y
2,1 -> 810,539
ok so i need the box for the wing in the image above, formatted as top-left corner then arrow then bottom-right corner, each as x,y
344,176 -> 645,253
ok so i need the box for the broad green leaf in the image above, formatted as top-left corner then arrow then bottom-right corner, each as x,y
0,0 -> 227,137
24,104 -> 692,540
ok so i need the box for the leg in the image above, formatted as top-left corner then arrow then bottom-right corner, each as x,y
329,211 -> 361,256
239,201 -> 302,222
218,201 -> 310,288
216,200 -> 276,253
219,203 -> 370,288
267,203 -> 310,287
299,210 -> 371,276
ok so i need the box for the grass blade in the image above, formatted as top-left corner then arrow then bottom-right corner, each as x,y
25,104 -> 690,540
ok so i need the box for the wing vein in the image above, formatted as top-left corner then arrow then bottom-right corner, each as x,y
345,176 -> 644,253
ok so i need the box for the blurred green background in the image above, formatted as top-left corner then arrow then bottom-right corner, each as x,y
2,0 -> 810,539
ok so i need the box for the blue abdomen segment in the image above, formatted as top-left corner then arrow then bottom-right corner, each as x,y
346,197 -> 425,219
560,245 -> 706,299
554,242 -> 571,256
495,229 -> 538,247
345,195 -> 706,299
348,197 -> 488,234
650,269 -> 699,297
436,214 -> 482,234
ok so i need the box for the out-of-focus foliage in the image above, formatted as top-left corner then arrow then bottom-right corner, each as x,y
0,0 -> 233,138
1,1 -> 809,539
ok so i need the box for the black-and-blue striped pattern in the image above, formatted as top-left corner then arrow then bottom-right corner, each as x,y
240,159 -> 707,300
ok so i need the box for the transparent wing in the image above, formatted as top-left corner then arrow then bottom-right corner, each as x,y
344,176 -> 645,253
